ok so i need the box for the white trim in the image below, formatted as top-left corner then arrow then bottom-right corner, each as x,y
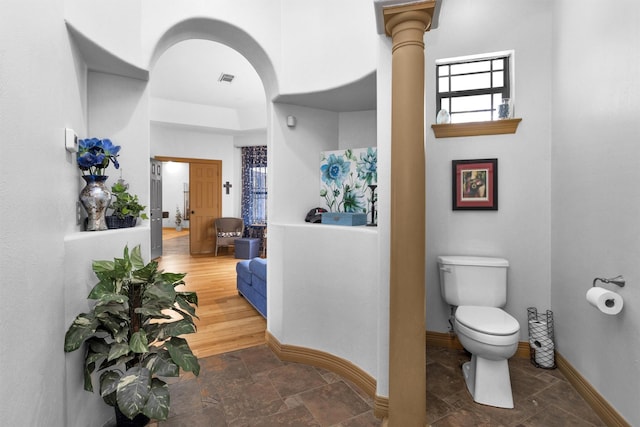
435,49 -> 514,65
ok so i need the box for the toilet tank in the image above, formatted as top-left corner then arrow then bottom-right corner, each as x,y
437,256 -> 509,307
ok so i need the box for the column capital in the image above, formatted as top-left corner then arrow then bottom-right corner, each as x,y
374,0 -> 436,36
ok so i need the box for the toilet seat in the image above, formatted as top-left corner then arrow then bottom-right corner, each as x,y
455,306 -> 519,347
456,306 -> 519,335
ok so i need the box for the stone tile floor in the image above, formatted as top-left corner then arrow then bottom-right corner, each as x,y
426,347 -> 604,426
149,345 -> 604,426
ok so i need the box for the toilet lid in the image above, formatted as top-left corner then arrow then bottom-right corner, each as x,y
455,306 -> 519,335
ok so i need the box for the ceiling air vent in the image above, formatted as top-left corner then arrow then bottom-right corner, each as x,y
218,73 -> 235,83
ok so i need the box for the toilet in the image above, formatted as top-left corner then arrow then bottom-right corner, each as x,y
438,255 -> 520,409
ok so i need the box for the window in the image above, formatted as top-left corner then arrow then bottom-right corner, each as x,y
436,51 -> 512,123
241,146 -> 267,225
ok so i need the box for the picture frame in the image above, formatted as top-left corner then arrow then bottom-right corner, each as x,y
452,158 -> 498,210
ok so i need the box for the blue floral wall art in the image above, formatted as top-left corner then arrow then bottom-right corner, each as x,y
320,147 -> 377,217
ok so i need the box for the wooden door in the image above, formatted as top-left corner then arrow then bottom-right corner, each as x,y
150,159 -> 163,259
189,161 -> 222,255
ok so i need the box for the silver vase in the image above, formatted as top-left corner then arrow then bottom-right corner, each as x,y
79,175 -> 111,231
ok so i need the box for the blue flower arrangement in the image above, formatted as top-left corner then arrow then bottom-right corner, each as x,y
77,138 -> 121,176
320,148 -> 377,213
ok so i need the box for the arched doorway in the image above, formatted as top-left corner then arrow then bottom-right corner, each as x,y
149,37 -> 268,256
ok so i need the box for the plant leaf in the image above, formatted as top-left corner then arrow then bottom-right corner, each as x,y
165,337 -> 200,376
133,261 -> 157,283
108,342 -> 131,361
88,279 -> 117,299
163,319 -> 197,337
176,292 -> 199,309
95,294 -> 128,306
134,265 -> 156,281
64,313 -> 99,352
142,323 -> 162,343
135,307 -> 171,319
100,370 -> 121,407
143,350 -> 179,377
83,361 -> 95,392
130,331 -> 149,354
92,260 -> 115,273
144,281 -> 176,305
160,271 -> 187,286
116,367 -> 151,420
143,378 -> 170,420
130,245 -> 145,271
169,306 -> 194,324
87,336 -> 110,355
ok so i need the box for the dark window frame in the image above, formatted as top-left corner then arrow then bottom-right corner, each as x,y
436,54 -> 511,123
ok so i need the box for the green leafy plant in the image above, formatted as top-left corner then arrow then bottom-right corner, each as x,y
64,245 -> 200,421
110,181 -> 149,220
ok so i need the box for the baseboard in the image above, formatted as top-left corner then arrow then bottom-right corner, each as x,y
373,395 -> 389,419
425,330 -> 530,359
555,353 -> 630,427
265,331 -> 389,418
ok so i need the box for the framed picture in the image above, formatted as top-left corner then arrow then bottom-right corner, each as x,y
452,158 -> 498,210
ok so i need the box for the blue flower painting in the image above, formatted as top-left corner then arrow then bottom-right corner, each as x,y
320,147 -> 377,216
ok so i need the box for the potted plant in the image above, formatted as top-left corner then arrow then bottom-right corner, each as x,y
106,180 -> 149,229
77,138 -> 121,231
175,206 -> 183,231
64,245 -> 200,426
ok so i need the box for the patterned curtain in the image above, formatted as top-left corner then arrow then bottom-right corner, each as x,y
241,146 -> 268,228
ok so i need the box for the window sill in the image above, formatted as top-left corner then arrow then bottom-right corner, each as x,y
431,118 -> 522,138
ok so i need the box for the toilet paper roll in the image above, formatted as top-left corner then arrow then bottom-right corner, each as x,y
586,286 -> 623,315
535,346 -> 555,368
528,319 -> 549,342
530,336 -> 554,349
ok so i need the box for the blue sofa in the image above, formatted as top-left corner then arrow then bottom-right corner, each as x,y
236,257 -> 267,318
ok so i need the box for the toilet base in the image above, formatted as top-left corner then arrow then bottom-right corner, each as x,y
462,354 -> 514,409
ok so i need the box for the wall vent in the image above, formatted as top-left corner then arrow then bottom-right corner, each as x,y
218,73 -> 235,83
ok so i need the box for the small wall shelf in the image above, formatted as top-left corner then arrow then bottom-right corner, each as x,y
431,118 -> 522,138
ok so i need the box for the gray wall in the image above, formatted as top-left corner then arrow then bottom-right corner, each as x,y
550,1 -> 640,424
424,0 -> 553,341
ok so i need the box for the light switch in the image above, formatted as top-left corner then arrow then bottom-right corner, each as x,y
65,128 -> 78,153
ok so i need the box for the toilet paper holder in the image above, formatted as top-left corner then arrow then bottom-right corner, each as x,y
592,275 -> 625,288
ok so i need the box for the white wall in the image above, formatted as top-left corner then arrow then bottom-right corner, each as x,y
279,0 -> 377,96
65,0 -> 143,67
551,2 -> 640,424
0,0 -> 79,424
423,0 -> 553,341
268,103 -> 339,225
267,105 -> 381,390
151,124 -> 240,218
269,224 -> 379,377
338,110 -> 377,150
88,71 -> 151,211
162,161 -> 189,228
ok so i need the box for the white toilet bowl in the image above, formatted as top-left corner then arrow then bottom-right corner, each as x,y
454,306 -> 520,408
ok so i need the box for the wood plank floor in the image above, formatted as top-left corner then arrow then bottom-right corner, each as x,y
157,228 -> 266,359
